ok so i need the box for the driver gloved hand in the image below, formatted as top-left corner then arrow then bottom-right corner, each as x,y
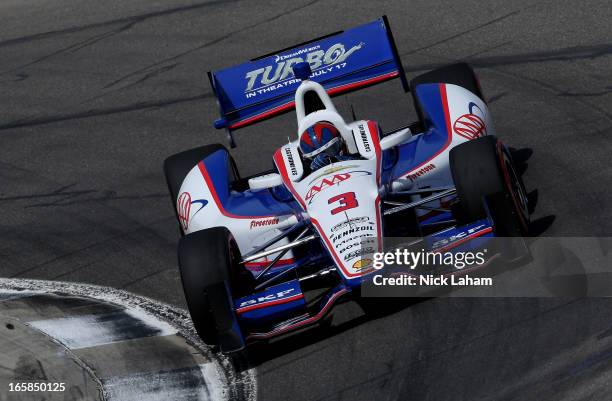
310,154 -> 333,171
310,154 -> 353,171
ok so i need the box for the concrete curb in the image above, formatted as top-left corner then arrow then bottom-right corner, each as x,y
0,279 -> 256,401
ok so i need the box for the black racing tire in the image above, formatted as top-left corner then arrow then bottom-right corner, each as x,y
164,144 -> 239,235
178,227 -> 246,346
410,62 -> 484,100
410,62 -> 484,123
450,136 -> 530,236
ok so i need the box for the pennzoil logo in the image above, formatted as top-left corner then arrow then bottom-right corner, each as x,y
331,225 -> 375,243
244,42 -> 364,93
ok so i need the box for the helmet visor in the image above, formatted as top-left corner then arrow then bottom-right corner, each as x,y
303,136 -> 341,159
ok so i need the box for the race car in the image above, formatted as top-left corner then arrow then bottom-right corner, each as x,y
164,17 -> 530,353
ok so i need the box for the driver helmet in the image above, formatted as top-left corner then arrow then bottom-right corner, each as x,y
299,121 -> 343,162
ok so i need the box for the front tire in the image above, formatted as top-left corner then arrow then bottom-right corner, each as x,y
450,136 -> 530,235
178,227 -> 247,352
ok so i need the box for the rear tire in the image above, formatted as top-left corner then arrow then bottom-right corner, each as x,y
178,227 -> 249,351
410,62 -> 484,123
450,136 -> 529,235
410,62 -> 484,100
164,144 -> 239,235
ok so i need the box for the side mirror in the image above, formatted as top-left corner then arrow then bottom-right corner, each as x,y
380,128 -> 411,150
248,173 -> 283,190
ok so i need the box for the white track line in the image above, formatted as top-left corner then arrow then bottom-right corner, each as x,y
103,365 -> 223,401
29,309 -> 178,349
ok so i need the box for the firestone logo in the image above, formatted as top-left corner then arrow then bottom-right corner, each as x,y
250,217 -> 279,229
407,163 -> 436,182
244,41 -> 364,92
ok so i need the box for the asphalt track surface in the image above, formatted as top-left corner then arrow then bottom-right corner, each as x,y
1,0 -> 611,400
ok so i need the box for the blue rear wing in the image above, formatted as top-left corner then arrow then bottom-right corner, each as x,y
209,16 -> 407,134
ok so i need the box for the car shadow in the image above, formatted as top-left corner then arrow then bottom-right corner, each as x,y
510,147 -> 556,236
239,297 -> 428,367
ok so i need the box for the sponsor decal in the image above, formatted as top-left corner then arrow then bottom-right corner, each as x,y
334,233 -> 373,248
338,241 -> 361,254
344,247 -> 375,261
469,102 -> 485,116
431,223 -> 488,249
330,225 -> 375,243
331,216 -> 370,233
177,192 -> 207,231
244,41 -> 364,94
305,173 -> 351,203
358,124 -> 371,152
250,217 -> 279,229
177,192 -> 191,230
407,163 -> 436,182
453,113 -> 486,140
190,199 -> 209,219
284,147 -> 298,176
274,46 -> 321,63
353,258 -> 372,270
307,165 -> 358,185
306,170 -> 372,203
238,288 -> 296,309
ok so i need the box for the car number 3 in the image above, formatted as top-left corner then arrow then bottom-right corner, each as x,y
328,192 -> 358,215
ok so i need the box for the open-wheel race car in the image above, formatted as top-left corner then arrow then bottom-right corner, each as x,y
164,17 -> 530,353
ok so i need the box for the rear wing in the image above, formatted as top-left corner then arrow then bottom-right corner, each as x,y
208,16 -> 407,142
